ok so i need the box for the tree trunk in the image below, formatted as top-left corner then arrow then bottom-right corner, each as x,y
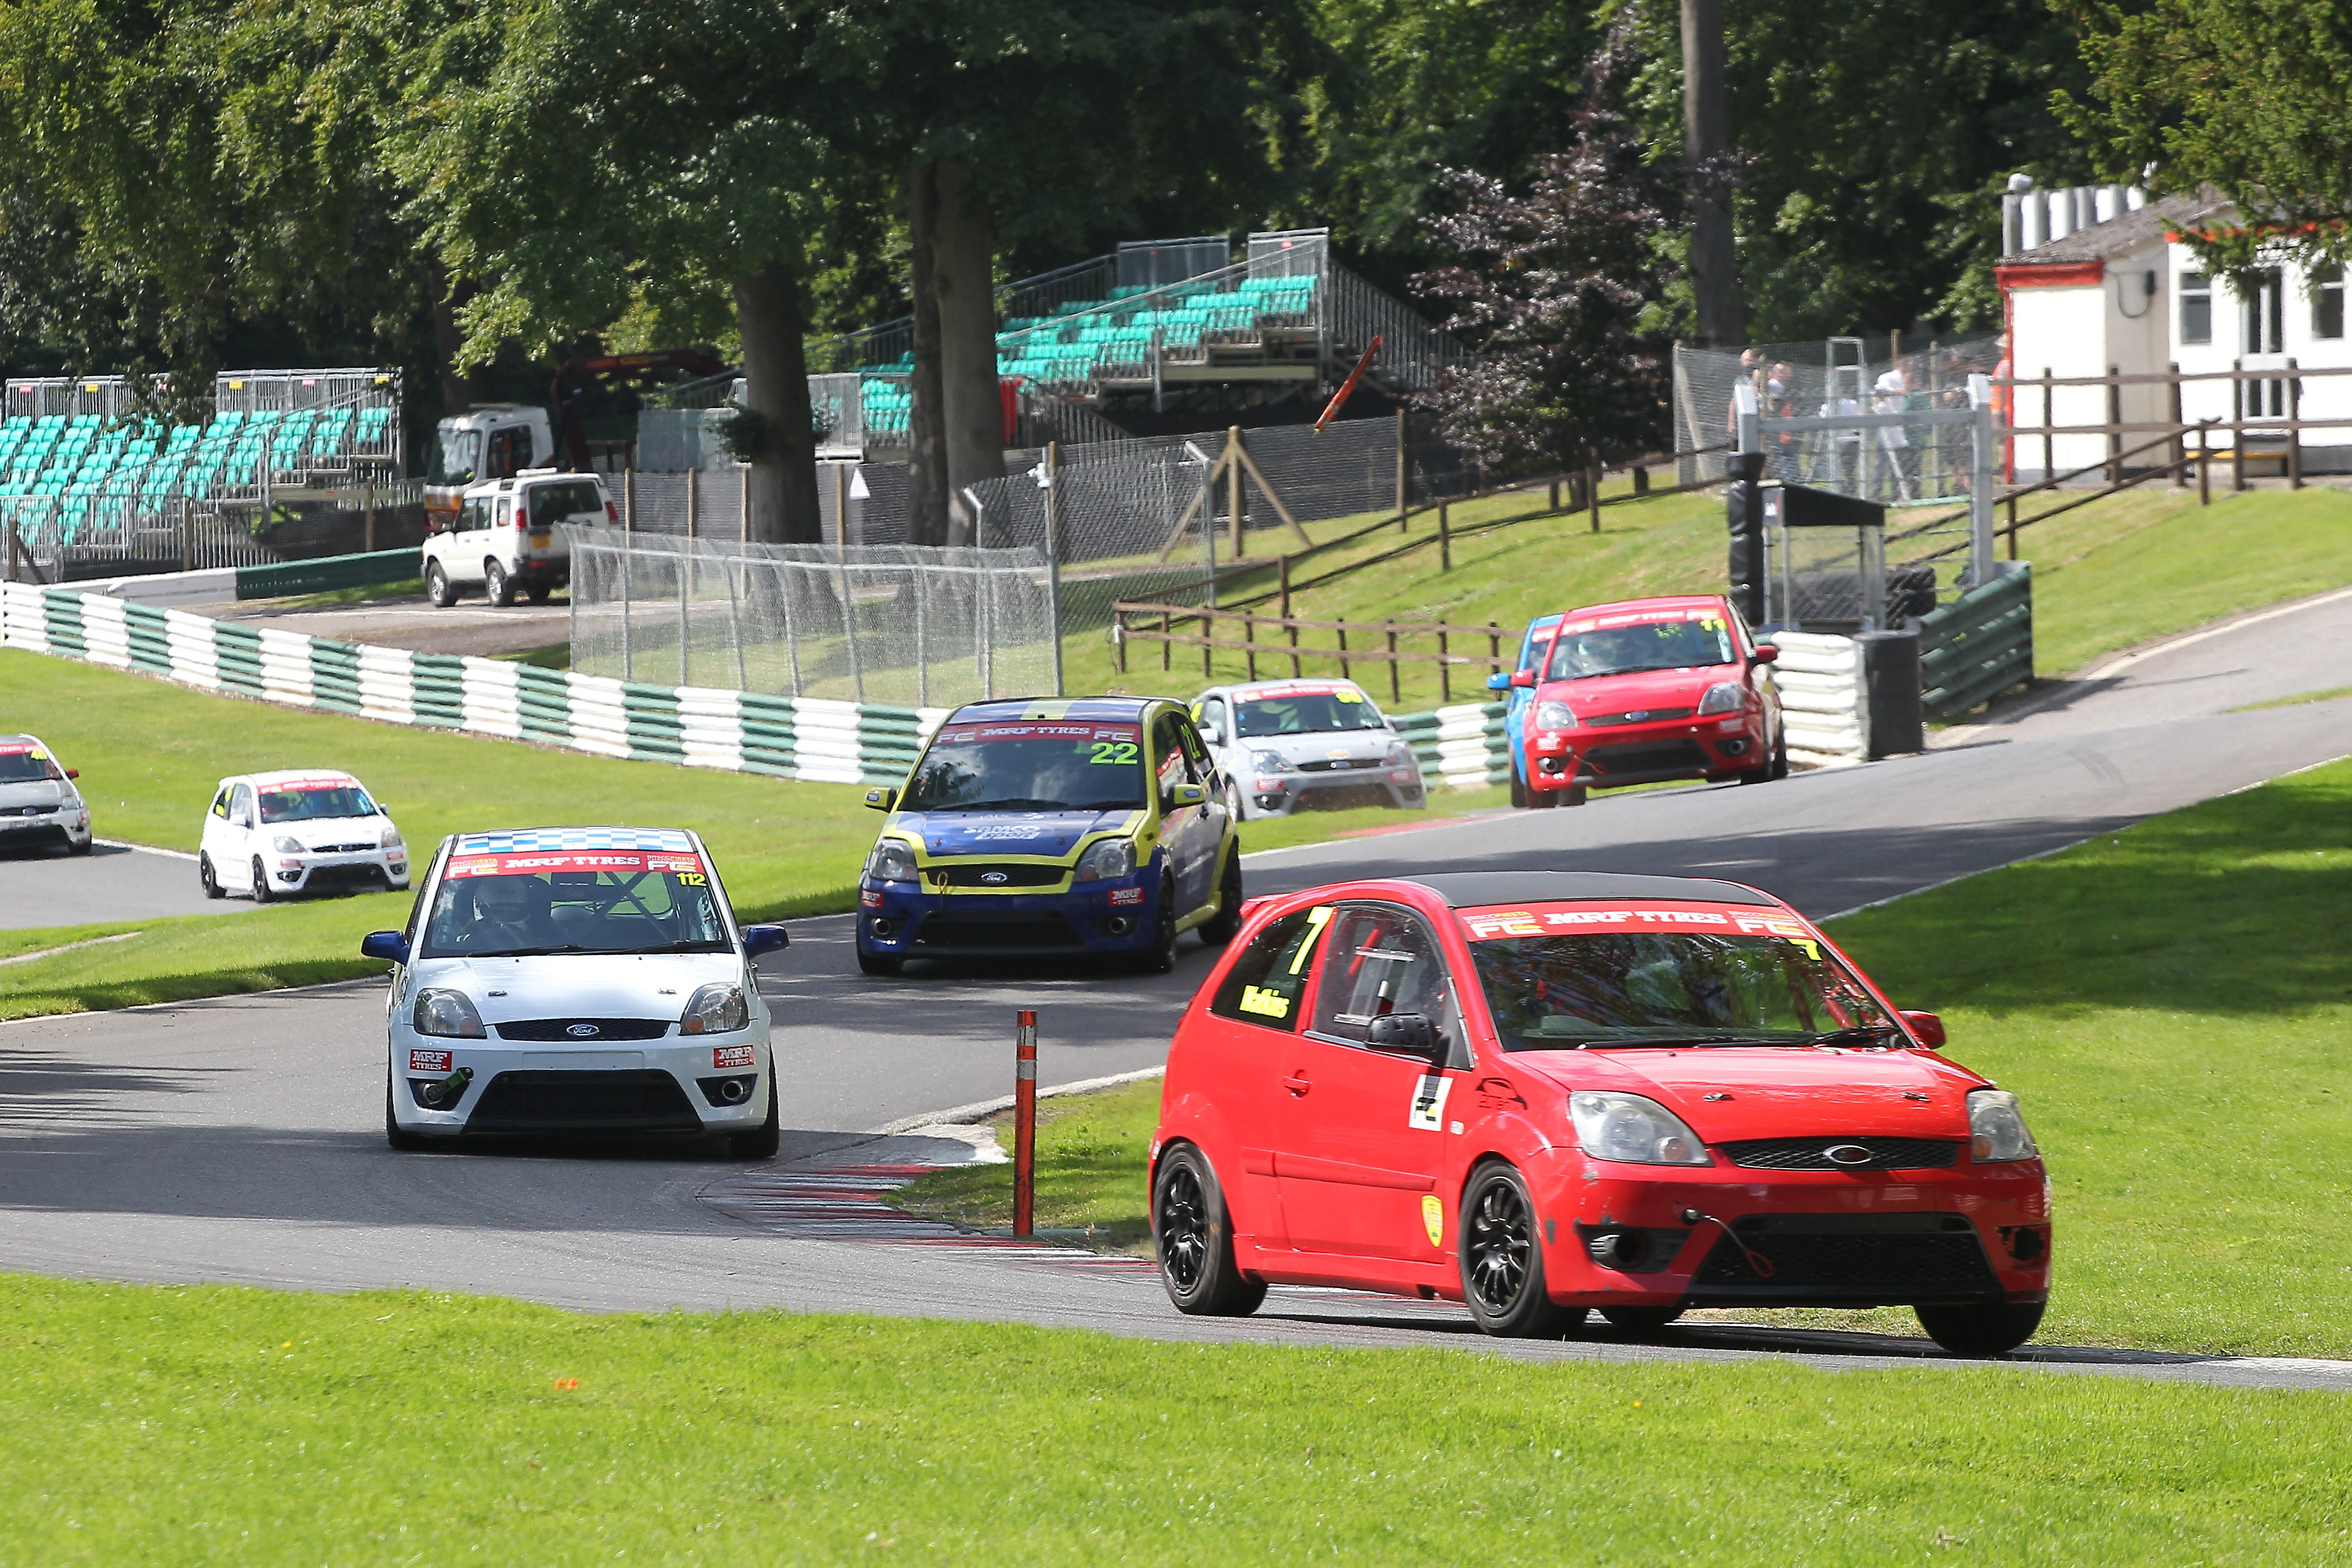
905,161 -> 950,547
1680,0 -> 1744,348
931,160 -> 1003,547
427,259 -> 485,416
734,262 -> 822,545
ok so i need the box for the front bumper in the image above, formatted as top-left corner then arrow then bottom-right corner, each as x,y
388,1032 -> 769,1139
1528,714 -> 1765,793
856,876 -> 1161,958
1527,1149 -> 2052,1309
0,808 -> 84,845
266,849 -> 411,893
1246,763 -> 1424,816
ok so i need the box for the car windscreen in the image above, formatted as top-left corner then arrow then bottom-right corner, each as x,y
429,428 -> 480,488
0,743 -> 63,783
419,850 -> 730,958
1461,911 -> 1893,1050
1234,688 -> 1385,736
527,481 -> 603,528
257,784 -> 376,822
902,721 -> 1147,813
1545,616 -> 1735,681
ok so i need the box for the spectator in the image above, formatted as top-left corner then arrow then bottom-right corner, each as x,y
1873,364 -> 1914,501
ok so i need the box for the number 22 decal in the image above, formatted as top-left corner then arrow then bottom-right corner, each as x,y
1089,740 -> 1140,765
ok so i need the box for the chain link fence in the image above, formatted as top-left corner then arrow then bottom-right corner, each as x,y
564,525 -> 1054,707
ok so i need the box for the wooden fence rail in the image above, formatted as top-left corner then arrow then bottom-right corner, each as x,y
1113,601 -> 1512,704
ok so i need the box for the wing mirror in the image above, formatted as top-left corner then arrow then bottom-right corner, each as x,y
1486,671 -> 1513,692
1900,1010 -> 1946,1048
742,924 -> 790,958
1365,1011 -> 1444,1062
1752,644 -> 1780,664
1169,782 -> 1208,808
1509,669 -> 1537,688
863,786 -> 898,813
360,931 -> 410,966
64,768 -> 79,779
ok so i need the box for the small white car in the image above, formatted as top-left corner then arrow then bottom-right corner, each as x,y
199,769 -> 410,901
0,733 -> 92,855
363,826 -> 788,1156
1189,677 -> 1427,821
422,468 -> 613,609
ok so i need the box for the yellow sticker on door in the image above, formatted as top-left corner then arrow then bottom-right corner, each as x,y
1421,1192 -> 1444,1247
1408,1074 -> 1450,1131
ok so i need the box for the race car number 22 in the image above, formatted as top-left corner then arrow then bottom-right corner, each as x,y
1089,740 -> 1139,765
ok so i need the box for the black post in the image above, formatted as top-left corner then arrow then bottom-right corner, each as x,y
1726,452 -> 1767,628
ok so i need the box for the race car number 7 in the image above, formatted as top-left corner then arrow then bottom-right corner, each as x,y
1090,740 -> 1139,765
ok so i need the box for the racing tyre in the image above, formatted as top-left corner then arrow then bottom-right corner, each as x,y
1528,781 -> 1560,809
1771,729 -> 1790,780
856,946 -> 902,977
727,1077 -> 781,1160
425,562 -> 456,608
1460,1162 -> 1584,1338
1134,875 -> 1179,973
484,559 -> 515,607
385,1077 -> 428,1152
1565,783 -> 1589,807
1598,1305 -> 1683,1332
1509,766 -> 1528,809
1198,851 -> 1244,946
1153,1143 -> 1266,1316
199,855 -> 222,899
1915,1299 -> 2045,1357
250,856 -> 273,903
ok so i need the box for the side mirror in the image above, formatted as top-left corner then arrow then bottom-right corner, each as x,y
1752,644 -> 1780,664
863,786 -> 898,813
360,931 -> 410,966
1485,671 -> 1513,692
1365,1011 -> 1443,1061
64,768 -> 79,779
742,924 -> 790,958
1900,1010 -> 1946,1048
1169,782 -> 1207,809
1509,669 -> 1537,688
378,803 -> 391,816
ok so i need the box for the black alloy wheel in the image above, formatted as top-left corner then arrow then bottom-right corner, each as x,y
1152,1143 -> 1266,1316
250,856 -> 274,903
1134,875 -> 1179,973
1459,1162 -> 1582,1337
1915,1299 -> 2045,1357
485,559 -> 514,607
727,1076 -> 781,1160
385,1075 -> 428,1152
199,854 -> 222,899
1199,851 -> 1243,946
425,562 -> 455,608
1598,1305 -> 1683,1332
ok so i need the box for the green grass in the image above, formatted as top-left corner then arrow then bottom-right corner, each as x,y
6,1272 -> 2352,1565
2232,683 -> 2352,713
492,641 -> 572,669
266,576 -> 426,609
892,756 -> 2352,1359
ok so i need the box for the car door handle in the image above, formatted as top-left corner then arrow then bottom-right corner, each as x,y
1282,1075 -> 1311,1096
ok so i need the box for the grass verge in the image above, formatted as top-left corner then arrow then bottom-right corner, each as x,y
5,1272 -> 2352,1565
888,1076 -> 1162,1248
890,755 -> 2352,1358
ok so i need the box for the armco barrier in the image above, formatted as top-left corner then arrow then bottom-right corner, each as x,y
1920,565 -> 2032,721
1771,631 -> 1869,768
234,548 -> 419,601
1,580 -> 1514,794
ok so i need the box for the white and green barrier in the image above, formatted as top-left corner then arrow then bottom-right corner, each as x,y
2,580 -> 1516,792
1772,631 -> 1870,768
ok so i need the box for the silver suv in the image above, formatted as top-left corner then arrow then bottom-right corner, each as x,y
422,469 -> 613,608
1189,678 -> 1425,821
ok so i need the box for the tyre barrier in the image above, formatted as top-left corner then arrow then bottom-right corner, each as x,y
1771,631 -> 1870,768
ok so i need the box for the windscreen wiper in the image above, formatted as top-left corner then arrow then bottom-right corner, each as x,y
1807,1023 -> 1904,1048
464,944 -> 591,958
1563,1032 -> 1793,1050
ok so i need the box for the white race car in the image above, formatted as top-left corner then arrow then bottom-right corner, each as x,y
364,827 -> 788,1156
200,769 -> 409,900
0,733 -> 92,855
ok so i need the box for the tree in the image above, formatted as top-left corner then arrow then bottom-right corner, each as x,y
2058,1 -> 2352,283
1410,18 -> 1681,473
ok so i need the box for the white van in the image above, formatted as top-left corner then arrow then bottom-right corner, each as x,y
421,470 -> 614,608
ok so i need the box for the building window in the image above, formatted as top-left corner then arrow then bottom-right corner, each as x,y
2243,268 -> 2284,354
2180,272 -> 2211,344
2313,264 -> 2344,340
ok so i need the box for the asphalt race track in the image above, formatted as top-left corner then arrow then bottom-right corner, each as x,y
0,839 -> 246,931
3,588 -> 2350,1388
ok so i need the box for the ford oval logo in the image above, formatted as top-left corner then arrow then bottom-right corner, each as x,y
1822,1143 -> 1873,1166
980,871 -> 1009,885
1625,710 -> 1648,721
566,1023 -> 601,1039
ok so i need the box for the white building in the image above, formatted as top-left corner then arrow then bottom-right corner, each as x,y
1997,179 -> 2350,477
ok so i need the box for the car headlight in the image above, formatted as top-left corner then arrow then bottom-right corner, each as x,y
272,835 -> 305,855
1074,836 -> 1136,883
412,989 -> 486,1039
1535,700 -> 1575,731
1251,749 -> 1286,774
1696,681 -> 1746,716
680,982 -> 749,1035
1968,1088 -> 2039,1162
1569,1091 -> 1713,1165
380,824 -> 404,850
865,839 -> 917,882
1385,740 -> 1415,766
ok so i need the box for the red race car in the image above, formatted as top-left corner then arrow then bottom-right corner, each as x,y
1149,870 -> 2051,1355
1492,594 -> 1786,806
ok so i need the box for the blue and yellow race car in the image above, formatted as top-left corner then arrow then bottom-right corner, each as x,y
854,697 -> 1244,975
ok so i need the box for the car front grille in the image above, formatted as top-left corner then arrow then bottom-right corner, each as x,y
309,841 -> 376,854
1294,756 -> 1382,773
1692,1213 -> 1997,1295
1721,1137 -> 1961,1170
1581,739 -> 1711,777
463,1069 -> 703,1135
1289,783 -> 1396,811
0,804 -> 58,817
923,863 -> 1066,889
494,1017 -> 674,1042
1582,708 -> 1695,727
911,914 -> 1084,951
